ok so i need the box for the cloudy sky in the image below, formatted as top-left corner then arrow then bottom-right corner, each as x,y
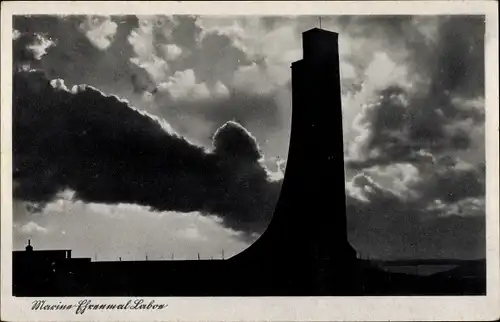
12,15 -> 486,261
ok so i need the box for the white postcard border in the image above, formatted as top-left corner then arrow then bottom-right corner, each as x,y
1,2 -> 498,321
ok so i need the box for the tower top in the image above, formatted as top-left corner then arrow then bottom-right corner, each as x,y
303,27 -> 338,37
302,28 -> 339,62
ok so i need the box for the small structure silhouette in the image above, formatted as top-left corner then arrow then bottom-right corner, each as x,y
13,240 -> 91,296
25,239 -> 33,252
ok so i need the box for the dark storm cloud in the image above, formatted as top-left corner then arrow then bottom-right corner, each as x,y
13,71 -> 281,235
346,16 -> 485,169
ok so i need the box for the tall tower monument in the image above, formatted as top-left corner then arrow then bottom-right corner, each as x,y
232,28 -> 358,294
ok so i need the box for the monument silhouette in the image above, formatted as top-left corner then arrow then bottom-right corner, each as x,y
12,28 -> 485,296
228,28 -> 359,294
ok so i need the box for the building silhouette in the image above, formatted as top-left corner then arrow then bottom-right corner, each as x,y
13,241 -> 92,296
12,28 -> 485,297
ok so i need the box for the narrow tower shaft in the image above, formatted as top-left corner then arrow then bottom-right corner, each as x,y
287,28 -> 351,255
231,28 -> 357,294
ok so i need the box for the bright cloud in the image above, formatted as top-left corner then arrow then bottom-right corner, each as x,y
14,198 -> 248,261
213,80 -> 230,98
16,222 -> 49,235
127,16 -> 182,87
13,29 -> 21,40
163,44 -> 183,61
79,16 -> 118,50
27,33 -> 55,60
158,69 -> 219,101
